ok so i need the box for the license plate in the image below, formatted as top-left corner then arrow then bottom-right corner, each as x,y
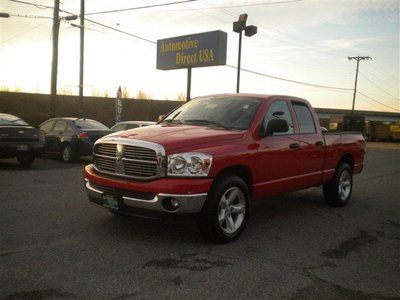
102,195 -> 119,210
17,145 -> 28,151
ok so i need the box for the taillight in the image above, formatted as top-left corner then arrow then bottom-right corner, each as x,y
77,132 -> 89,139
39,130 -> 45,142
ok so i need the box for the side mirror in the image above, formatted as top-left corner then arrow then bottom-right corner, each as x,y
158,115 -> 166,122
260,119 -> 289,137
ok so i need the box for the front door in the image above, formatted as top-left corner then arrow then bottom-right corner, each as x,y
255,99 -> 301,198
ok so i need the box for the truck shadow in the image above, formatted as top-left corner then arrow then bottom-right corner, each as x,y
91,188 -> 328,246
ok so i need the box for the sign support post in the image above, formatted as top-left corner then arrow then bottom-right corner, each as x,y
186,67 -> 192,101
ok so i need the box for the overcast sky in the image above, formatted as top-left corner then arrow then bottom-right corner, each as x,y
0,0 -> 399,112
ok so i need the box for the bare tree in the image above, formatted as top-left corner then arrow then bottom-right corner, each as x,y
136,89 -> 152,100
176,93 -> 186,101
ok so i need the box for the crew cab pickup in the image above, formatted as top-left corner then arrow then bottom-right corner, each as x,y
83,94 -> 365,243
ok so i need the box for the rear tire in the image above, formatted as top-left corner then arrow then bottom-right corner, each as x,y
323,163 -> 353,207
197,175 -> 249,243
17,152 -> 35,166
61,145 -> 75,163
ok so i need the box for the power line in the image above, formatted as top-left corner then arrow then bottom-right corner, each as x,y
8,0 -> 53,9
7,0 -> 156,45
7,0 -> 76,18
225,64 -> 353,91
371,59 -> 399,81
84,18 -> 156,44
0,19 -> 50,45
7,13 -> 53,19
86,0 -> 199,16
201,1 -> 349,60
357,91 -> 400,112
361,64 -> 400,92
356,94 -> 392,112
358,71 -> 399,100
157,0 -> 303,11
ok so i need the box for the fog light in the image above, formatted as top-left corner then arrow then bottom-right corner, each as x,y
170,198 -> 180,209
162,197 -> 180,211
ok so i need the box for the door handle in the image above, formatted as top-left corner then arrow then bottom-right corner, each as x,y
289,143 -> 300,149
315,141 -> 324,146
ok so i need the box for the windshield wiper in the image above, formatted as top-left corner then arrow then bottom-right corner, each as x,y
183,119 -> 230,130
161,119 -> 183,125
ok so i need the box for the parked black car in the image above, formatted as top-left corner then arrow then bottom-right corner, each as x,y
0,113 -> 44,166
39,118 -> 111,162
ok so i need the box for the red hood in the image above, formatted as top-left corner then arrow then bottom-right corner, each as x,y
104,124 -> 245,152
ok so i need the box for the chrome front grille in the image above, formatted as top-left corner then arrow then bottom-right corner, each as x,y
124,145 -> 158,162
92,138 -> 166,180
96,143 -> 117,156
93,156 -> 115,173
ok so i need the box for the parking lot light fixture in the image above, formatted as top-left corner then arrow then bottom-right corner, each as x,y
233,14 -> 257,93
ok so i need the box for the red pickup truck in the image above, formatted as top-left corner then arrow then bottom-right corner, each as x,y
83,94 -> 365,243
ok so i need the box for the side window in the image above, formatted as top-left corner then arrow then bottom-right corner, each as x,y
65,123 -> 75,133
126,124 -> 139,129
40,121 -> 55,133
112,124 -> 124,131
292,102 -> 316,134
53,120 -> 67,133
263,100 -> 294,134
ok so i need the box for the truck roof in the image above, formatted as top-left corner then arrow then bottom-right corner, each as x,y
196,93 -> 308,103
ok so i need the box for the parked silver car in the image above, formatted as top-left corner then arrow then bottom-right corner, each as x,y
111,121 -> 156,132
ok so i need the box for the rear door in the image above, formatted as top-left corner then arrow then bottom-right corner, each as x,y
40,120 -> 56,152
256,99 -> 302,197
291,101 -> 325,187
51,120 -> 68,153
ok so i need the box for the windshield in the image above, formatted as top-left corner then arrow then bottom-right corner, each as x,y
74,119 -> 109,130
0,114 -> 29,126
162,96 -> 262,130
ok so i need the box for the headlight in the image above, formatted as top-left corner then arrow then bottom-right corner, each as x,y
168,152 -> 212,177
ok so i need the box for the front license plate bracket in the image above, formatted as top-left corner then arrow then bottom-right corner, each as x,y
102,194 -> 119,210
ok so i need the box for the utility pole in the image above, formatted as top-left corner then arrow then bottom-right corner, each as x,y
348,56 -> 371,113
79,0 -> 85,117
50,0 -> 60,117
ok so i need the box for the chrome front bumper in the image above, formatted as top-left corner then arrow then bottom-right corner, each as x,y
84,179 -> 207,214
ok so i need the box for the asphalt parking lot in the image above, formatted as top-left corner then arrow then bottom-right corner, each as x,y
0,143 -> 399,299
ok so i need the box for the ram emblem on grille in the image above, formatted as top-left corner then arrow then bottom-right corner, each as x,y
115,144 -> 124,174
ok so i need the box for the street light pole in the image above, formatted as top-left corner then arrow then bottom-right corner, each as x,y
236,31 -> 242,93
50,0 -> 60,117
233,14 -> 257,93
79,0 -> 85,118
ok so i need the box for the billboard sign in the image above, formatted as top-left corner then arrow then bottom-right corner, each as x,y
157,30 -> 227,70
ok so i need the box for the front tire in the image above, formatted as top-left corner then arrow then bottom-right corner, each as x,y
323,163 -> 353,207
17,152 -> 35,166
197,175 -> 249,243
61,145 -> 75,163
